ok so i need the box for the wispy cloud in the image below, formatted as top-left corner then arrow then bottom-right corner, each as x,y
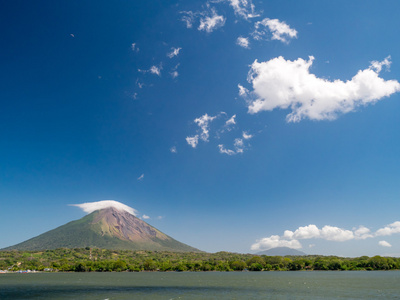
186,113 -> 217,148
170,63 -> 180,79
181,6 -> 225,33
198,7 -> 226,33
170,146 -> 177,153
226,0 -> 260,20
181,11 -> 196,28
137,174 -> 144,181
253,18 -> 297,43
187,113 -> 253,154
150,65 -> 161,76
138,64 -> 162,76
218,144 -> 236,155
131,43 -> 139,52
142,214 -> 150,219
167,47 -> 182,58
242,56 -> 400,122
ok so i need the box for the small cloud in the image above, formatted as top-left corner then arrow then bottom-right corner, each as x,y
193,113 -> 217,142
138,64 -> 162,76
376,221 -> 400,236
236,37 -> 250,49
70,33 -> 75,38
157,216 -> 163,220
136,79 -> 144,89
133,93 -> 138,100
137,174 -> 144,181
225,114 -> 236,126
142,214 -> 150,219
131,43 -> 139,52
170,146 -> 177,153
242,131 -> 252,139
378,240 -> 392,247
171,71 -> 179,78
218,144 -> 236,155
167,47 -> 182,58
186,135 -> 199,148
238,84 -> 249,97
170,63 -> 180,78
150,65 -> 162,76
309,244 -> 315,248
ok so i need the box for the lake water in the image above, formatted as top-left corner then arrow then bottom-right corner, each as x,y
1,271 -> 400,299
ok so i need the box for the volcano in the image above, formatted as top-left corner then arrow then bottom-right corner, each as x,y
3,207 -> 200,252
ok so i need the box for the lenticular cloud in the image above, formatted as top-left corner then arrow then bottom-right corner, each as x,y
244,56 -> 400,122
71,200 -> 138,216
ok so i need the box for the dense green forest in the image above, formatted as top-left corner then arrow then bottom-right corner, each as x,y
1,248 -> 399,272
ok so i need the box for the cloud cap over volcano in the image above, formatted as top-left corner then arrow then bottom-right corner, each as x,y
70,200 -> 138,216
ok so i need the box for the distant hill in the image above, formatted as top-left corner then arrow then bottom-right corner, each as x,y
3,207 -> 200,252
257,247 -> 306,256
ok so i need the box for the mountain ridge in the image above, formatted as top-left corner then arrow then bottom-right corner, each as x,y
256,247 -> 306,256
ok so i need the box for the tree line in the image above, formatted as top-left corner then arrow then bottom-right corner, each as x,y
1,248 -> 399,272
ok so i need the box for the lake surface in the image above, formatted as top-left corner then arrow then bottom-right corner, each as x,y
1,271 -> 400,299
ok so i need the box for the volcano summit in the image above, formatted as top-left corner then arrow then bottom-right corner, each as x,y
4,201 -> 199,252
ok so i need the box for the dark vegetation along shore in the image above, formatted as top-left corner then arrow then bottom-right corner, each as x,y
1,248 -> 400,272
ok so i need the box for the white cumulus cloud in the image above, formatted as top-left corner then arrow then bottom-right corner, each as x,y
170,146 -> 177,153
244,56 -> 400,122
253,18 -> 297,43
378,240 -> 392,247
252,220 -> 400,251
375,221 -> 400,236
142,214 -> 150,219
251,235 -> 302,251
354,226 -> 374,239
71,200 -> 138,216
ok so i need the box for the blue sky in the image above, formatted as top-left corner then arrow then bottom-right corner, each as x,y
1,0 -> 400,256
